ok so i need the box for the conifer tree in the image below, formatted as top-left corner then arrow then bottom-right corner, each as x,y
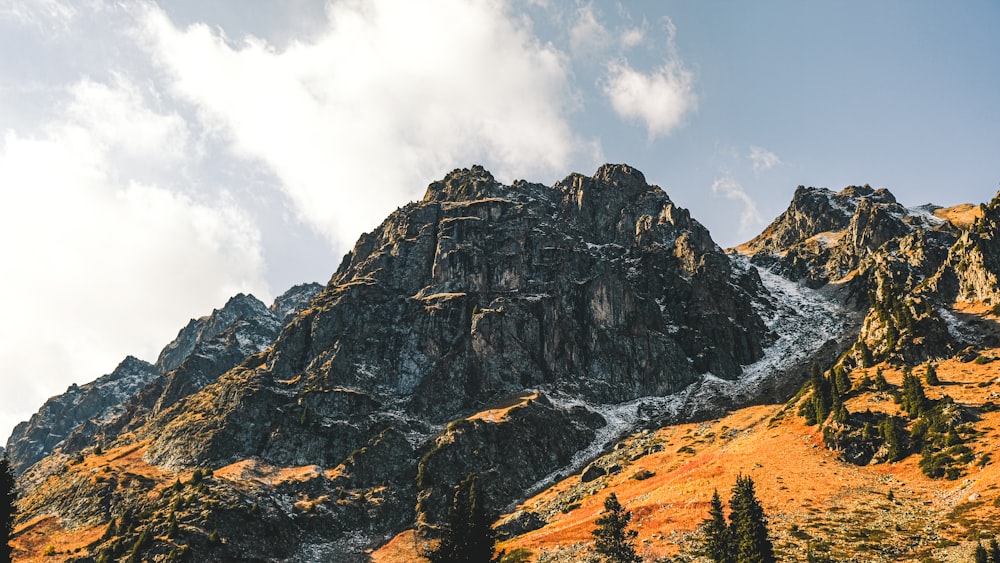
925,362 -> 940,386
833,366 -> 851,396
427,474 -> 496,563
728,474 -> 774,563
879,416 -> 906,462
0,457 -> 14,563
703,490 -> 732,563
900,373 -> 928,419
592,493 -> 640,563
989,537 -> 1000,562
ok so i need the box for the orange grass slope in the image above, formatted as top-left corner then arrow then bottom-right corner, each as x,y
10,440 -> 169,561
495,353 -> 1000,562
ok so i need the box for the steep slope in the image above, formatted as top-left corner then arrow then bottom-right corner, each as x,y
11,164 -> 787,562
5,284 -> 321,480
3,356 -> 159,475
438,351 -> 1000,563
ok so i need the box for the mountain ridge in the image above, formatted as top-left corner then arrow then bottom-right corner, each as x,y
7,164 -> 999,562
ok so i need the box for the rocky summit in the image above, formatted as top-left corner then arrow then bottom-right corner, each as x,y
6,164 -> 1000,562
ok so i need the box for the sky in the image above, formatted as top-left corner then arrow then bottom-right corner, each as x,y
1,0 -> 998,442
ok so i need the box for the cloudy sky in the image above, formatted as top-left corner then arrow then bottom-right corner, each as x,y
1,0 -> 998,441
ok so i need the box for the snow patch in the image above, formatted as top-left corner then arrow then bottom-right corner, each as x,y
525,259 -> 850,496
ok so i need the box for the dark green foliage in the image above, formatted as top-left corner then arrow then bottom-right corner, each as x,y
702,476 -> 774,563
126,529 -> 151,563
427,474 -> 496,563
879,416 -> 906,463
592,492 -> 640,563
729,474 -> 775,563
703,490 -> 732,563
989,537 -> 1000,562
1,457 -> 15,563
899,372 -> 928,419
925,362 -> 940,385
873,369 -> 890,392
833,366 -> 851,396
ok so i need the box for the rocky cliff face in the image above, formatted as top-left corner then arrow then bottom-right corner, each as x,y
10,164 -> 785,562
4,356 -> 158,475
739,184 -> 1000,366
5,285 -> 321,479
21,166 -> 992,563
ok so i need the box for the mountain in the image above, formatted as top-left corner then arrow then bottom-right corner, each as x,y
4,284 -> 322,480
7,164 -> 998,562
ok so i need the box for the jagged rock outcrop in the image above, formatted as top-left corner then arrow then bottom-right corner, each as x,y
928,192 -> 1000,306
10,164 -> 779,562
141,165 -> 769,470
4,356 -> 158,475
6,285 -> 321,480
744,184 -> 951,288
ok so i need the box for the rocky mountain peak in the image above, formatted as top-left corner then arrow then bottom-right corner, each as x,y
421,164 -> 499,202
270,282 -> 323,325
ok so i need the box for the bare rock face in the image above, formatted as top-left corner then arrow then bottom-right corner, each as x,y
142,164 -> 769,471
6,285 -> 322,481
4,356 -> 158,475
13,164 -> 771,561
19,165 -> 770,560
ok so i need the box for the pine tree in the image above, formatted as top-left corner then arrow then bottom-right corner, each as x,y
703,490 -> 732,563
592,493 -> 640,563
728,474 -> 774,563
833,366 -> 851,396
900,373 -> 928,419
879,416 -> 906,462
989,537 -> 1000,562
427,474 -> 495,563
925,362 -> 940,386
0,457 -> 15,563
465,476 -> 495,563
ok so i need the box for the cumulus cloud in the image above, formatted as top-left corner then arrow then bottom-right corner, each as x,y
137,0 -> 589,252
0,77 -> 268,439
603,18 -> 695,139
749,145 -> 782,174
711,174 -> 763,234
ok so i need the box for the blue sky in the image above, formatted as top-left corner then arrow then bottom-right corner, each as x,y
0,0 -> 997,441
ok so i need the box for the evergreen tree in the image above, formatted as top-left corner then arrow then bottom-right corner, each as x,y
925,362 -> 940,386
728,475 -> 774,563
833,366 -> 851,396
427,474 -> 496,563
592,493 -> 640,563
879,416 -> 906,462
989,537 -> 1000,562
465,476 -> 495,563
703,490 -> 732,563
0,457 -> 14,563
900,373 -> 928,419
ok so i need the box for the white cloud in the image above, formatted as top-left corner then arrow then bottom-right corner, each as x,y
137,0 -> 590,252
603,18 -> 695,139
620,24 -> 646,49
711,174 -> 763,234
569,4 -> 611,55
750,145 -> 782,174
0,77 -> 267,440
0,0 -> 77,29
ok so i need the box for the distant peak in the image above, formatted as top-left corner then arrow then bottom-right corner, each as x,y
422,165 -> 499,202
593,163 -> 647,189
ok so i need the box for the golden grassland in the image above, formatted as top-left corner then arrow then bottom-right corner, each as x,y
376,348 -> 1000,562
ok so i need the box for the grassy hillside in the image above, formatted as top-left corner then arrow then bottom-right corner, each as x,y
376,346 -> 1000,562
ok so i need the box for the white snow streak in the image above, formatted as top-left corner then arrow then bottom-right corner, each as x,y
528,258 -> 849,493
